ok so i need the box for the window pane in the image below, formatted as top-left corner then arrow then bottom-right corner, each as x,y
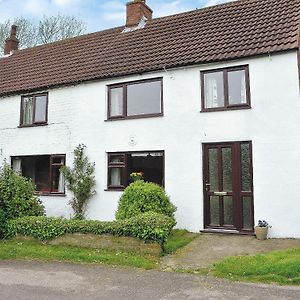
222,148 -> 232,192
35,156 -> 51,192
51,166 -> 64,193
34,95 -> 47,123
109,168 -> 123,186
208,148 -> 218,191
12,155 -> 66,194
228,70 -> 247,105
52,156 -> 64,165
210,196 -> 219,225
127,80 -> 161,116
127,152 -> 164,186
22,97 -> 34,125
12,158 -> 22,173
241,143 -> 252,191
243,196 -> 253,229
203,72 -> 224,108
109,154 -> 125,164
109,87 -> 123,117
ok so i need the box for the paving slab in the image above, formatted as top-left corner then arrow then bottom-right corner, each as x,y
161,233 -> 300,270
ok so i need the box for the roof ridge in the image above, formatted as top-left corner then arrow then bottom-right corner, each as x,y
10,0 -> 256,54
12,25 -> 124,54
1,0 -> 299,97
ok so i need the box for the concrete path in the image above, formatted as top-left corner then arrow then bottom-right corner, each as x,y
0,260 -> 300,300
161,234 -> 300,270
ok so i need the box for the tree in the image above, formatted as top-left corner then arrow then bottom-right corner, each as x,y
0,15 -> 86,55
61,144 -> 96,220
37,15 -> 86,44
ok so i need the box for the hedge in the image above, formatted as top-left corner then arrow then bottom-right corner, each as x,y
7,212 -> 176,244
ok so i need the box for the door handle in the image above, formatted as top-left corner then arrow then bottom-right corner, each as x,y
205,183 -> 211,191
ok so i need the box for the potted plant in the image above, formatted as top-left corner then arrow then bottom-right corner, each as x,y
130,172 -> 144,182
255,220 -> 272,240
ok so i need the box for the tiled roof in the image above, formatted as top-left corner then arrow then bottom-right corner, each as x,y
0,0 -> 299,97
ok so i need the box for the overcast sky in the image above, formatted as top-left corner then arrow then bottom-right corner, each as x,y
0,0 -> 234,32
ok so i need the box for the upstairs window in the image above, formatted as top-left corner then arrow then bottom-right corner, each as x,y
108,78 -> 163,120
107,151 -> 164,190
11,155 -> 65,195
201,66 -> 250,111
20,93 -> 48,126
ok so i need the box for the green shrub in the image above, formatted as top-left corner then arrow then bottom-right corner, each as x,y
0,209 -> 6,238
7,212 -> 176,244
116,180 -> 176,221
60,144 -> 96,220
0,163 -> 45,238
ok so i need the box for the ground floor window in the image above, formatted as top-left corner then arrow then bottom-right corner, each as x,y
107,151 -> 164,190
11,155 -> 65,195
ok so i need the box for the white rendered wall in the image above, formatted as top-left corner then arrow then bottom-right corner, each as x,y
0,51 -> 299,238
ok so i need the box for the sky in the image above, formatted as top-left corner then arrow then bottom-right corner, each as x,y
0,0 -> 234,32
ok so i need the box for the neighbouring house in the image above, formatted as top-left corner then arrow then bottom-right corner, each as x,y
0,0 -> 299,238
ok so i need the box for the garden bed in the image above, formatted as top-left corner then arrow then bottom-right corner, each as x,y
7,212 -> 175,255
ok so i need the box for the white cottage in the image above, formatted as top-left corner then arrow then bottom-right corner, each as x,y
0,0 -> 299,238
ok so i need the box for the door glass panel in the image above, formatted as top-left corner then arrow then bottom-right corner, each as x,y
210,196 -> 219,225
243,196 -> 253,229
208,148 -> 218,191
223,196 -> 233,225
222,148 -> 232,191
241,143 -> 251,191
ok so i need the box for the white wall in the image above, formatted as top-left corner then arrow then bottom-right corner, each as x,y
0,51 -> 299,238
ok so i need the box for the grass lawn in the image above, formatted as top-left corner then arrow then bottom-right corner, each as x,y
0,230 -> 198,269
0,239 -> 159,270
211,247 -> 300,285
163,229 -> 199,254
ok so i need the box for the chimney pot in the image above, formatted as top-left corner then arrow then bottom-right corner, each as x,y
126,0 -> 153,28
4,25 -> 19,55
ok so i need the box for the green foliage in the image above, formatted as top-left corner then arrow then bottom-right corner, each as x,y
61,144 -> 96,220
116,180 -> 176,221
0,163 -> 45,238
7,212 -> 176,244
212,247 -> 300,285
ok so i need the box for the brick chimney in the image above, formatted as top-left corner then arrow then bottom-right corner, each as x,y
126,0 -> 153,27
4,25 -> 19,55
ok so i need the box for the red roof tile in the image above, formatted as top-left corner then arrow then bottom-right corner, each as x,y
0,0 -> 299,96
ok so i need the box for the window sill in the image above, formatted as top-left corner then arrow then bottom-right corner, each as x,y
106,113 -> 163,122
104,188 -> 124,192
201,105 -> 251,113
18,123 -> 48,128
37,193 -> 66,197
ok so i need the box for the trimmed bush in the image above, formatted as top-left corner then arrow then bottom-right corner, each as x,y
7,212 -> 176,244
0,164 -> 45,238
116,180 -> 176,220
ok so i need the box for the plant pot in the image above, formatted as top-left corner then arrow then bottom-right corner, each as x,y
255,226 -> 268,240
